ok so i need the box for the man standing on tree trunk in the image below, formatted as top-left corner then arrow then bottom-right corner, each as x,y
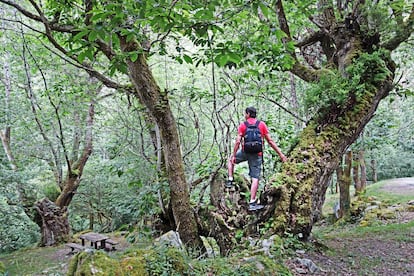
227,107 -> 287,211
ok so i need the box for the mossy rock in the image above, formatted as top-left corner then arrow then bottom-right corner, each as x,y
67,251 -> 123,276
377,209 -> 396,220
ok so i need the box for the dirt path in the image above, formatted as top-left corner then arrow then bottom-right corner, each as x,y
288,178 -> 414,275
379,177 -> 414,196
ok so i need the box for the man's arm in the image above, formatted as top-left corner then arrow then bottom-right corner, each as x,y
264,133 -> 287,162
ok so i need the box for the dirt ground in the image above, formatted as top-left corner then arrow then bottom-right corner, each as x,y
287,178 -> 414,276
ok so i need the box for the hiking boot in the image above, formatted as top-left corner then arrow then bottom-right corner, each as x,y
249,200 -> 264,211
225,179 -> 234,188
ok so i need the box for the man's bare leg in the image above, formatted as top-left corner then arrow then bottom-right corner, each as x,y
228,158 -> 234,180
250,178 -> 259,202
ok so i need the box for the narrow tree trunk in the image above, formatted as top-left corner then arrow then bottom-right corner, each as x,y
339,151 -> 352,219
0,128 -> 17,171
359,150 -> 367,191
289,73 -> 304,129
1,55 -> 18,171
353,151 -> 362,195
371,159 -> 377,183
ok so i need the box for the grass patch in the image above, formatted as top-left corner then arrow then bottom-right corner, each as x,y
0,245 -> 68,275
315,220 -> 414,241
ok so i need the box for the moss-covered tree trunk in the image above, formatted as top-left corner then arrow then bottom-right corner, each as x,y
261,0 -> 401,239
267,76 -> 393,237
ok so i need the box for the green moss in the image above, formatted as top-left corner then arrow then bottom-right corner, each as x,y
67,251 -> 121,276
191,254 -> 291,276
119,255 -> 147,275
0,261 -> 5,274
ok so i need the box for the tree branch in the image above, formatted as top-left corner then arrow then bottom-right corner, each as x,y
382,4 -> 414,51
275,0 -> 321,82
0,0 -> 42,21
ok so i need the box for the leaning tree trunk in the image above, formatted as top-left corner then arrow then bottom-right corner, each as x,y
119,37 -> 203,251
263,0 -> 397,239
267,75 -> 393,238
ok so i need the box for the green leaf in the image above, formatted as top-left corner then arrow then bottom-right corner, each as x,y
126,33 -> 135,42
183,54 -> 193,64
216,54 -> 228,67
130,52 -> 138,62
228,52 -> 241,64
88,30 -> 98,42
77,51 -> 87,63
90,11 -> 113,22
73,30 -> 89,41
85,48 -> 94,61
259,3 -> 269,18
194,9 -> 214,20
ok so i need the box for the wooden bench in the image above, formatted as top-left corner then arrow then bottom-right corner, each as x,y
65,242 -> 85,253
104,239 -> 119,251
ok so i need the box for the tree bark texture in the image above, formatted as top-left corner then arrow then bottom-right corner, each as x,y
34,198 -> 70,246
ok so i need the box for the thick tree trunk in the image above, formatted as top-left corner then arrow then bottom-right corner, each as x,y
265,73 -> 394,238
34,198 -> 70,246
120,38 -> 203,251
55,175 -> 81,208
265,0 -> 397,238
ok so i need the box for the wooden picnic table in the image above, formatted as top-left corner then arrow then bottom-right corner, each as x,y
79,232 -> 109,250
